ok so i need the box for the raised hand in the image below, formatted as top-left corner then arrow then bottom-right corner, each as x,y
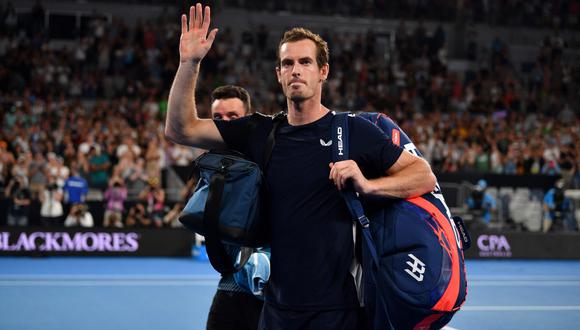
179,3 -> 218,64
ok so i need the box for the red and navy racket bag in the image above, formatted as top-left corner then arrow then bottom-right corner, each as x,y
332,112 -> 469,330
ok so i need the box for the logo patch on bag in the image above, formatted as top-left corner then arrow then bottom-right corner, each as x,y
405,253 -> 426,282
392,129 -> 400,146
452,216 -> 471,250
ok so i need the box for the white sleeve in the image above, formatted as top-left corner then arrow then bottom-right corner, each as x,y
64,215 -> 75,227
81,213 -> 94,227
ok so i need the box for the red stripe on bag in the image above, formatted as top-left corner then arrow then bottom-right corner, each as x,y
407,196 -> 460,312
413,313 -> 443,330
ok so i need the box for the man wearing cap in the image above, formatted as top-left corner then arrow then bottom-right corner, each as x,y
543,179 -> 576,232
466,179 -> 497,224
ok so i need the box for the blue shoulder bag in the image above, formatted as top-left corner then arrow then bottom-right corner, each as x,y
179,113 -> 285,274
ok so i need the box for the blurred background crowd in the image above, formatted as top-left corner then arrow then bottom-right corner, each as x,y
0,0 -> 578,231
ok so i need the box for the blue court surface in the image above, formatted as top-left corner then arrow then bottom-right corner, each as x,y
0,257 -> 579,330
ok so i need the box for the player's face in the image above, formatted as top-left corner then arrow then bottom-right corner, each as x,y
211,98 -> 246,121
276,39 -> 328,102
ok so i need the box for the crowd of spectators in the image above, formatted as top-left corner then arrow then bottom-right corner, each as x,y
226,0 -> 580,30
0,1 -> 578,228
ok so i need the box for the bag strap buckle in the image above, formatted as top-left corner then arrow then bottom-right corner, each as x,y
357,215 -> 370,228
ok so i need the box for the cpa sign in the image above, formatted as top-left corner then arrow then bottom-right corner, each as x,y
477,234 -> 512,258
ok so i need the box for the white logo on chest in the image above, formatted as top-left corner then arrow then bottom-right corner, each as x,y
320,139 -> 332,147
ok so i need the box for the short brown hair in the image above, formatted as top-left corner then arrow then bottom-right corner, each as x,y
277,27 -> 329,69
211,85 -> 252,114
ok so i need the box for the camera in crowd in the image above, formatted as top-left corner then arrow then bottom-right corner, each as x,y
73,204 -> 88,217
146,177 -> 160,191
469,180 -> 487,211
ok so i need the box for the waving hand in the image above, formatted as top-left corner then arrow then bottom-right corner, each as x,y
179,3 -> 218,64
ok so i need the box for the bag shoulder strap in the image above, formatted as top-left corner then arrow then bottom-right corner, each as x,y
330,112 -> 379,265
262,111 -> 286,171
331,112 -> 394,330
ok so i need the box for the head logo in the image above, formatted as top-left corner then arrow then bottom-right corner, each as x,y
477,234 -> 512,257
337,127 -> 343,156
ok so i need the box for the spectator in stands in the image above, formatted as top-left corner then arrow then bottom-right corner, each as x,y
78,133 -> 100,156
125,203 -> 148,227
11,154 -> 30,180
541,160 -> 562,176
88,146 -> 111,189
116,135 -> 141,159
543,178 -> 576,232
168,143 -> 198,167
466,179 -> 497,225
63,163 -> 89,224
163,202 -> 184,228
50,155 -> 70,188
103,176 -> 128,228
28,151 -> 47,199
0,141 -> 14,191
4,175 -> 31,226
144,136 -> 164,184
63,164 -> 89,208
112,148 -> 136,181
106,213 -> 124,228
64,203 -> 94,228
559,143 -> 577,185
139,178 -> 165,228
126,157 -> 149,199
39,175 -> 64,227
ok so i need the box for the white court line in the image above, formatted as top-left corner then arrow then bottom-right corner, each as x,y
0,274 -> 218,280
470,280 -> 580,286
442,326 -> 459,330
0,279 -> 219,286
469,276 -> 580,281
462,306 -> 580,311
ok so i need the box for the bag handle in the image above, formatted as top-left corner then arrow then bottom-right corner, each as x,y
203,169 -> 237,274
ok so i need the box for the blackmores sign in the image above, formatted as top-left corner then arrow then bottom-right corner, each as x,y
0,231 -> 139,252
0,227 -> 193,257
